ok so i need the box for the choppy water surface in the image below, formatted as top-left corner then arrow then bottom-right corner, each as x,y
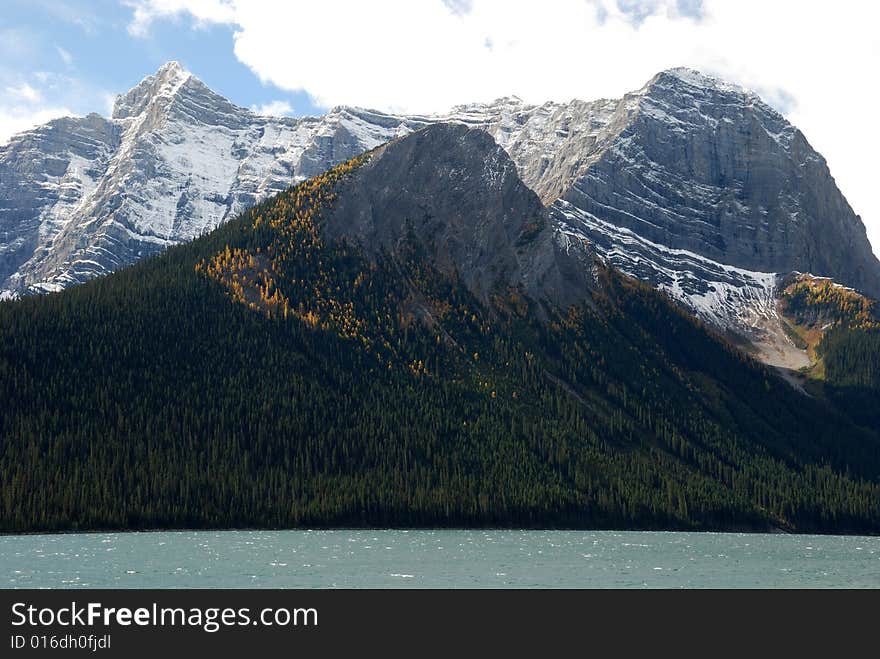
2,530 -> 878,588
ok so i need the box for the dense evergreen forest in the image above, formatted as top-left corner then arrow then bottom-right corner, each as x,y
815,327 -> 880,429
2,161 -> 880,534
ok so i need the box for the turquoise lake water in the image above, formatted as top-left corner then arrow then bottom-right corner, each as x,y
2,529 -> 878,588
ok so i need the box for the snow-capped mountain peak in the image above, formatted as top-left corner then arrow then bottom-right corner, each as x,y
112,60 -> 193,121
653,66 -> 751,93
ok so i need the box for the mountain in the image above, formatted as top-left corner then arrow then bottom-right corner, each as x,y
0,62 -> 412,296
2,123 -> 880,534
547,69 -> 880,370
2,63 -> 879,372
319,124 -> 596,310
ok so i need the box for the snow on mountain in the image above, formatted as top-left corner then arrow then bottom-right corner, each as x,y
0,65 -> 582,296
0,63 -> 423,295
544,68 -> 880,368
552,199 -> 810,370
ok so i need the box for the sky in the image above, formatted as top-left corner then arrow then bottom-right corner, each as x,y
2,0 -> 879,255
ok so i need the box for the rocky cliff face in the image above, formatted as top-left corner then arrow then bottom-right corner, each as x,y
0,62 -> 423,296
555,69 -> 880,296
0,113 -> 120,293
325,124 -> 595,309
541,69 -> 880,367
0,65 -> 575,296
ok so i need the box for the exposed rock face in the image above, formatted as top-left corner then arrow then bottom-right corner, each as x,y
0,65 -> 608,297
0,113 -> 120,293
325,124 -> 595,309
539,69 -> 880,367
0,63 -> 422,296
556,69 -> 880,299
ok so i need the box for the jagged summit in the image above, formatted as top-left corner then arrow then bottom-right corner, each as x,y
652,66 -> 753,94
637,67 -> 789,132
546,64 -> 880,367
481,95 -> 526,107
112,60 -> 193,120
157,60 -> 186,74
556,62 -> 879,300
153,59 -> 188,80
634,67 -> 784,127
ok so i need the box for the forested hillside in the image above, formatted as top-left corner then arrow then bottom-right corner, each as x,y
2,151 -> 880,534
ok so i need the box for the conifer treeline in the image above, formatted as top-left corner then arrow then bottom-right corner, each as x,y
1,164 -> 880,534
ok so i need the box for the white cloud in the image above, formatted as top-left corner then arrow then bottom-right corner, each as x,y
125,0 -> 236,36
250,100 -> 293,116
124,0 -> 880,255
5,83 -> 43,104
103,93 -> 118,116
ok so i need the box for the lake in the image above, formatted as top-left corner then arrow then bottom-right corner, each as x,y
2,529 -> 878,588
